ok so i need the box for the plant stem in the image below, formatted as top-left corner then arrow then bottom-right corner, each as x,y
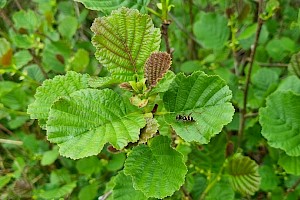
187,0 -> 196,59
257,62 -> 288,68
238,0 -> 263,147
285,177 -> 300,196
0,139 -> 23,145
160,0 -> 172,55
168,13 -> 202,46
199,165 -> 225,200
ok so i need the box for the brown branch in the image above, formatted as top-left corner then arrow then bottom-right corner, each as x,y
187,0 -> 196,59
181,186 -> 192,200
168,13 -> 202,46
14,0 -> 23,10
238,0 -> 264,147
257,62 -> 288,68
0,123 -> 13,135
285,178 -> 300,195
161,20 -> 172,56
30,50 -> 49,79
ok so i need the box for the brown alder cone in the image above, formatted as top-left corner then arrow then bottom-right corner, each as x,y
144,52 -> 171,87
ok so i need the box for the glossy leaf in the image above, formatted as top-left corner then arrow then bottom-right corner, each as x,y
112,172 -> 147,200
27,71 -> 90,129
124,136 -> 187,198
227,154 -> 260,195
163,71 -> 234,144
47,89 -> 146,159
259,91 -> 300,156
91,7 -> 161,83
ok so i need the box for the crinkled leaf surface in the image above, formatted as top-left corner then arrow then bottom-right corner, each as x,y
74,0 -> 150,14
91,7 -> 161,83
47,88 -> 146,159
112,172 -> 147,200
163,71 -> 234,143
259,91 -> 300,156
124,136 -> 187,198
27,71 -> 89,129
278,153 -> 300,175
227,154 -> 260,195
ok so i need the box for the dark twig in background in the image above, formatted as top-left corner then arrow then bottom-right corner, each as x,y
238,0 -> 264,147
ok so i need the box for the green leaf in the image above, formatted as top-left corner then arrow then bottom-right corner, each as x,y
58,16 -> 78,39
189,134 -> 226,172
163,71 -> 234,144
277,75 -> 300,94
78,182 -> 99,200
112,172 -> 147,200
288,52 -> 300,78
37,182 -> 76,199
0,0 -> 7,8
205,178 -> 235,200
106,153 -> 126,171
0,175 -> 11,190
278,153 -> 300,175
23,64 -> 45,82
149,70 -> 175,96
0,38 -> 12,66
76,156 -> 102,175
27,71 -> 90,129
227,154 -> 261,195
259,165 -> 279,191
47,89 -> 146,159
259,91 -> 300,156
266,37 -> 295,61
124,135 -> 187,198
91,7 -> 161,83
75,0 -> 150,14
41,146 -> 59,166
13,50 -> 33,69
193,12 -> 229,49
12,10 -> 41,32
42,41 -> 72,73
68,49 -> 90,72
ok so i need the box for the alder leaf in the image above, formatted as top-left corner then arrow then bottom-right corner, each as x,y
148,70 -> 175,95
91,7 -> 161,83
288,52 -> 300,78
259,91 -> 300,156
163,71 -> 234,144
46,89 -> 146,159
112,172 -> 147,200
27,71 -> 90,129
226,154 -> 261,195
74,0 -> 150,14
144,52 -> 171,87
124,136 -> 187,198
278,153 -> 300,175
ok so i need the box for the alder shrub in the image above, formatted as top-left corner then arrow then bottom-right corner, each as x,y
22,3 -> 300,200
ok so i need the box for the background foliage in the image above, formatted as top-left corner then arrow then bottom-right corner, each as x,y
1,0 -> 300,199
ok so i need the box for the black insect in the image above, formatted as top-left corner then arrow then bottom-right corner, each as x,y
176,114 -> 195,122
